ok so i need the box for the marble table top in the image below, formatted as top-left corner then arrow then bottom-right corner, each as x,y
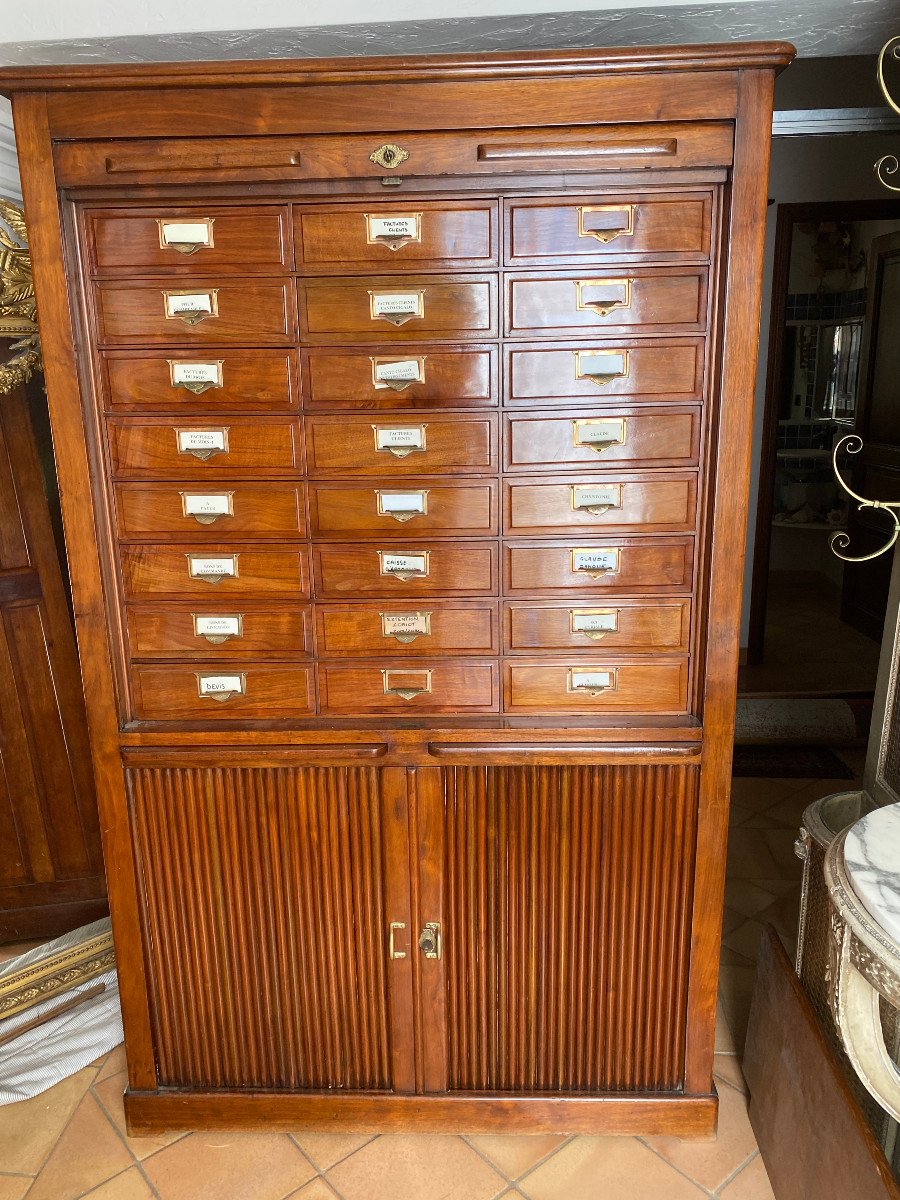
844,802 -> 900,946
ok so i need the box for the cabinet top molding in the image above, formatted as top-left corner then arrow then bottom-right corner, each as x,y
0,41 -> 795,97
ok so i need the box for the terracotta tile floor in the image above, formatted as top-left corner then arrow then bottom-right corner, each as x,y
0,769 -> 859,1200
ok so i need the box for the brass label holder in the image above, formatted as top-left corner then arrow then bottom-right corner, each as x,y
569,608 -> 620,640
378,550 -> 430,581
572,417 -> 627,455
365,212 -> 423,251
575,277 -> 633,318
370,356 -> 426,392
570,483 -> 623,517
191,613 -> 244,644
577,204 -> 635,243
372,424 -> 427,458
196,671 -> 246,702
377,490 -> 428,522
570,547 -> 621,579
186,553 -> 239,585
168,360 -> 224,394
175,427 -> 229,461
566,667 -> 618,697
157,217 -> 215,256
163,289 -> 220,326
180,490 -> 234,524
574,349 -> 630,387
368,289 -> 426,327
380,611 -> 432,643
383,669 -> 433,700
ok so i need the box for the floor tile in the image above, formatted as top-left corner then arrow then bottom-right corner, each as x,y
729,778 -> 808,814
0,1065 -> 99,1174
82,1167 -> 156,1200
286,1180 -> 341,1200
726,828 -> 799,882
142,1132 -> 315,1200
720,945 -> 756,968
96,1044 -> 127,1084
93,1069 -> 185,1160
718,963 -> 760,1052
724,880 -> 779,920
518,1136 -> 705,1200
645,1082 -> 758,1192
289,1132 -> 375,1171
0,1178 -> 32,1200
721,907 -> 745,937
327,1134 -> 504,1200
715,999 -> 738,1055
728,803 -> 753,828
723,918 -> 767,963
466,1134 -> 569,1181
27,1091 -> 134,1200
719,1152 -> 777,1199
714,1054 -> 749,1094
755,889 -> 802,947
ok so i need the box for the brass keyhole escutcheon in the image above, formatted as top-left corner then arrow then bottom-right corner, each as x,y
369,143 -> 410,170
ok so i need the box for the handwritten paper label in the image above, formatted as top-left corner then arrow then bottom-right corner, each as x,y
379,552 -> 428,579
197,673 -> 244,698
568,670 -> 614,693
171,362 -> 222,387
166,292 -> 214,316
571,549 -> 619,575
574,419 -> 625,448
571,484 -> 622,512
381,611 -> 431,641
368,216 -> 419,241
188,555 -> 237,579
374,359 -> 423,383
571,610 -> 619,635
193,615 -> 242,640
160,221 -> 212,247
375,426 -> 425,454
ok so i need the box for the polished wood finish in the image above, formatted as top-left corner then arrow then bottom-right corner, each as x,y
2,42 -> 789,1132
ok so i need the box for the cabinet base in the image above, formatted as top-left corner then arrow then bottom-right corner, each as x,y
125,1088 -> 718,1137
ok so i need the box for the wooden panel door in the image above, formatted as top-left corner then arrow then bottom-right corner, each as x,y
126,763 -> 416,1092
0,379 -> 105,940
412,763 -> 699,1094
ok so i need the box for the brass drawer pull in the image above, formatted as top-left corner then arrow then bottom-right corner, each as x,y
418,922 -> 442,960
180,491 -> 234,524
377,490 -> 428,522
365,212 -> 422,251
571,484 -> 623,517
573,418 -> 627,455
570,547 -> 621,578
574,349 -> 629,387
388,921 -> 407,960
175,427 -> 229,461
570,609 -> 620,640
163,289 -> 219,326
196,671 -> 246,702
382,669 -> 433,700
567,668 -> 618,696
378,550 -> 430,581
575,278 -> 633,318
368,289 -> 425,326
192,613 -> 244,644
372,424 -> 427,458
168,360 -> 224,394
381,611 -> 432,643
371,356 -> 426,391
157,217 -> 215,255
577,204 -> 635,243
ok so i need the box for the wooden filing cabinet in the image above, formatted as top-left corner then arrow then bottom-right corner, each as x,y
1,41 -> 792,1135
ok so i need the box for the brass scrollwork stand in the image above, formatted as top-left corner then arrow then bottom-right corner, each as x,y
831,435 -> 900,563
875,35 -> 900,192
0,198 -> 41,395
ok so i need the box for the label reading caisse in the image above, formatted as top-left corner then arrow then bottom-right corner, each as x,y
379,552 -> 429,578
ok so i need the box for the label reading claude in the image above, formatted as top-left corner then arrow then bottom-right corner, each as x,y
571,610 -> 618,633
198,674 -> 243,696
194,615 -> 242,638
160,221 -> 212,247
572,549 -> 619,574
374,359 -> 423,383
574,419 -> 625,446
177,429 -> 227,453
375,426 -> 425,451
171,362 -> 222,386
166,292 -> 214,316
189,556 -> 237,578
183,493 -> 232,516
368,215 -> 419,241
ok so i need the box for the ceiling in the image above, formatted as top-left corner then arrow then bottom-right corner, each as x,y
0,0 -> 896,65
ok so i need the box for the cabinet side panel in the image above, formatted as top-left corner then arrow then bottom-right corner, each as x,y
441,762 -> 698,1092
127,764 -> 394,1091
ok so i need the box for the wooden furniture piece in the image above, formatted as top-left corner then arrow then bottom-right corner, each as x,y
0,42 -> 792,1134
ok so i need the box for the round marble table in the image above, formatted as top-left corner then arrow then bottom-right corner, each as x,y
824,803 -> 900,1121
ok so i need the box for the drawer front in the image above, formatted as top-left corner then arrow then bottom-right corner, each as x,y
301,276 -> 497,340
120,544 -> 309,599
306,414 -> 496,476
308,481 -> 497,538
504,407 -> 700,471
86,206 -> 292,273
504,599 -> 691,654
319,660 -> 498,714
131,664 -> 315,720
507,340 -> 704,405
101,350 -> 299,413
107,417 -> 301,477
305,345 -> 496,410
126,605 -> 311,657
94,280 -> 296,345
296,201 -> 498,270
504,474 -> 697,535
114,483 -> 305,537
315,602 -> 498,656
506,195 -> 712,263
506,269 -> 707,336
505,538 -> 693,594
503,659 -> 689,713
314,543 -> 498,598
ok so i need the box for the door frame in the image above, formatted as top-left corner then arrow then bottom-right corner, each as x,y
747,199 -> 900,665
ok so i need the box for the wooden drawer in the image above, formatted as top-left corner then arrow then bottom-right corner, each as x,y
313,542 -> 498,598
120,544 -> 309,599
504,406 -> 701,471
504,473 -> 697,535
505,538 -> 693,595
130,663 -> 315,720
301,275 -> 497,340
319,660 -> 498,714
114,483 -> 305,538
295,200 -> 498,271
505,269 -> 707,337
503,599 -> 691,654
308,480 -> 497,538
507,339 -> 704,406
107,417 -> 302,477
305,414 -> 495,476
315,602 -> 498,656
85,205 -> 292,274
126,604 -> 311,657
100,350 -> 299,413
304,345 -> 496,410
505,194 -> 713,264
93,279 -> 296,345
503,658 -> 689,713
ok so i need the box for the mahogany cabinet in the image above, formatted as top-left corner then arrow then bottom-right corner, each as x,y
0,41 -> 792,1135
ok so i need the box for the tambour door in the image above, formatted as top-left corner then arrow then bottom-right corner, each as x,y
126,762 -> 418,1092
411,763 -> 699,1094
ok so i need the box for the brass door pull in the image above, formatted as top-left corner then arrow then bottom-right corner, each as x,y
418,922 -> 442,960
389,921 -> 407,960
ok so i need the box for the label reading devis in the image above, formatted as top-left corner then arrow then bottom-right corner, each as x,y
198,674 -> 243,696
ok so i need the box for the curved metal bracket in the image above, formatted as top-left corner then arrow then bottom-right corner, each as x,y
830,435 -> 900,563
875,36 -> 900,192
